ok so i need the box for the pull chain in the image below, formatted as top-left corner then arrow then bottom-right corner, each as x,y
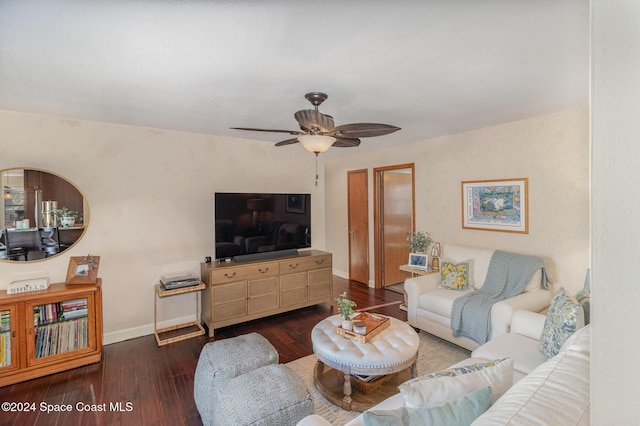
314,152 -> 319,186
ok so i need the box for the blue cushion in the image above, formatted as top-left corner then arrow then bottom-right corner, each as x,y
363,387 -> 491,426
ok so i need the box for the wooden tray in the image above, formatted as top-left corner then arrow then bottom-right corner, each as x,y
336,312 -> 390,343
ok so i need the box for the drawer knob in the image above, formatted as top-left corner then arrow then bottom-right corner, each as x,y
289,263 -> 299,269
315,259 -> 324,265
224,272 -> 237,279
258,267 -> 269,273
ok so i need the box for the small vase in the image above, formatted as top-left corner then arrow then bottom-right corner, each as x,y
342,319 -> 353,331
60,217 -> 75,228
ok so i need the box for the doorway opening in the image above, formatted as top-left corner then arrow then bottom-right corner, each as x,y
374,164 -> 415,288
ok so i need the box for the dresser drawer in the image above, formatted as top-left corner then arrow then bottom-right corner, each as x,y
279,255 -> 332,274
212,261 -> 279,282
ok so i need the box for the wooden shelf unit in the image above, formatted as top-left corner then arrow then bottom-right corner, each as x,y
0,280 -> 103,387
153,282 -> 206,346
200,250 -> 333,338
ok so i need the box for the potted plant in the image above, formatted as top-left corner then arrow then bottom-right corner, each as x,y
335,291 -> 357,331
407,231 -> 434,253
55,207 -> 83,228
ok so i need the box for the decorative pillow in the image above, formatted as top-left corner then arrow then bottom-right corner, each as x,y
438,260 -> 472,290
363,387 -> 491,426
575,289 -> 591,326
539,287 -> 582,359
398,358 -> 513,408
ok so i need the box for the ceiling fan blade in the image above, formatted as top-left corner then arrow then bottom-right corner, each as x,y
332,137 -> 361,148
294,110 -> 335,133
230,127 -> 304,135
274,138 -> 300,147
331,123 -> 401,138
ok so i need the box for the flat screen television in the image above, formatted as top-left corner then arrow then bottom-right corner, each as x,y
214,192 -> 311,260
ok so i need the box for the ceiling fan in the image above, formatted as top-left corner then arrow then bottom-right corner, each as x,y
231,92 -> 401,154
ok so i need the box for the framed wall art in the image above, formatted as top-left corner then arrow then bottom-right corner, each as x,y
461,178 -> 528,234
65,255 -> 101,284
408,253 -> 429,270
286,194 -> 306,214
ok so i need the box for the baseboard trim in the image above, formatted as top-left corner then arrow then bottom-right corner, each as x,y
332,268 -> 349,279
103,314 -> 197,345
332,268 -> 375,288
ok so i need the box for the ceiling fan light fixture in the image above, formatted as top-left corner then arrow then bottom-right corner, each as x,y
297,134 -> 336,154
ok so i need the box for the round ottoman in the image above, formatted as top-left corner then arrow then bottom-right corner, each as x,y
311,315 -> 419,411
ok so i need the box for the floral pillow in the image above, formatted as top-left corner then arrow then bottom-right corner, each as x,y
539,287 -> 582,359
438,260 -> 472,290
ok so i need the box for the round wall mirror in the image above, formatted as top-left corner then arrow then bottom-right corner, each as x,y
1,168 -> 89,262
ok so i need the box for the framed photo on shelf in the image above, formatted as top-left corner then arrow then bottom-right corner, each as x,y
461,178 -> 528,234
408,253 -> 428,270
66,255 -> 100,284
286,194 -> 306,213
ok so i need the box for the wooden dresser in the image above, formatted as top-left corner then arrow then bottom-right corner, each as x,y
200,250 -> 333,338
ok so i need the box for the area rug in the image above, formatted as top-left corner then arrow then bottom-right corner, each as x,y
285,331 -> 471,425
384,282 -> 404,295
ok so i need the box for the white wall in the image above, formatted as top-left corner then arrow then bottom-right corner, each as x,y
325,109 -> 589,294
592,1 -> 640,422
0,110 -> 325,344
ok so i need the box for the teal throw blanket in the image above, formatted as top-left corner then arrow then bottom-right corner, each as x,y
451,250 -> 549,345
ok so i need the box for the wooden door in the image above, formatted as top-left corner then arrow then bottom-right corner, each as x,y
382,171 -> 413,286
348,170 -> 369,284
374,164 -> 415,288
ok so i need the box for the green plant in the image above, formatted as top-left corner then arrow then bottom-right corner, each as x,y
56,207 -> 83,223
407,231 -> 433,253
335,291 -> 357,320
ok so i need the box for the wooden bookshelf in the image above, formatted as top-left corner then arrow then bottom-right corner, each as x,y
0,280 -> 102,387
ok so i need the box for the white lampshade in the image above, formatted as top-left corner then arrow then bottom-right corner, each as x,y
297,134 -> 336,153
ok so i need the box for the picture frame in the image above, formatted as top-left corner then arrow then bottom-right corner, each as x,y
286,194 -> 306,214
408,253 -> 429,270
461,178 -> 528,234
65,255 -> 100,284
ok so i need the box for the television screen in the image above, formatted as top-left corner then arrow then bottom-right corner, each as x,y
214,192 -> 311,260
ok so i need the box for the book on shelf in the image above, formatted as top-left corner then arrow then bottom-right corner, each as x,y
63,309 -> 88,320
0,310 -> 9,333
0,332 -> 10,367
34,299 -> 89,326
34,317 -> 89,359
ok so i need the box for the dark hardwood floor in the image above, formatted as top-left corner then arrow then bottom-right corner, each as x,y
0,277 -> 406,426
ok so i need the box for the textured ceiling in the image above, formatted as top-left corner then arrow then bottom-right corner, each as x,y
0,1 -> 589,155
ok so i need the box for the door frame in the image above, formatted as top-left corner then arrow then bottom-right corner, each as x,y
373,163 -> 416,288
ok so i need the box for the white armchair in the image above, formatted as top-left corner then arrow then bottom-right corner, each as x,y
405,244 -> 552,351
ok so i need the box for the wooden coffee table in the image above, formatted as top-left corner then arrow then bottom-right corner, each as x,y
311,315 -> 419,412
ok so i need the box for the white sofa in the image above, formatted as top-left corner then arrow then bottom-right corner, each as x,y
471,310 -> 549,383
299,311 -> 591,426
406,244 -> 553,350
